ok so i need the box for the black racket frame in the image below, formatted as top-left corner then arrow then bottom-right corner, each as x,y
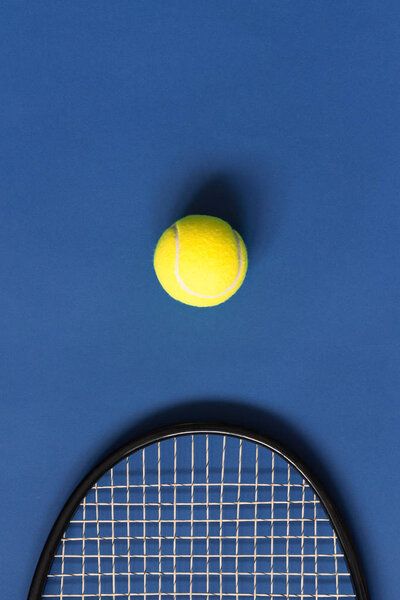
28,423 -> 369,600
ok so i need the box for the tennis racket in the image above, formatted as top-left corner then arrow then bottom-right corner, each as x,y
28,424 -> 369,600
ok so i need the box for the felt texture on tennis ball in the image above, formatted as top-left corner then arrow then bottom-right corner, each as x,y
153,215 -> 247,307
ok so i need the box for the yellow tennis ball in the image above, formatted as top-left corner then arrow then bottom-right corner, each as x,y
153,215 -> 248,307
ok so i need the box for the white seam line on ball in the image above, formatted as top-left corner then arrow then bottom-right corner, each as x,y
172,224 -> 243,299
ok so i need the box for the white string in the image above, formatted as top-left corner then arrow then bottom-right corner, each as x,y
81,495 -> 86,597
190,435 -> 194,600
219,436 -> 226,600
94,483 -> 102,597
58,533 -> 340,543
143,448 -> 147,600
314,493 -> 319,600
48,569 -> 352,577
173,438 -> 177,600
59,529 -> 66,599
206,435 -> 210,600
110,467 -> 116,599
88,481 -> 309,488
333,532 -> 340,600
270,452 -> 275,598
69,515 -> 327,522
253,445 -> 258,600
158,443 -> 162,600
70,503 -> 325,511
286,463 -> 290,599
235,440 -> 243,600
51,553 -> 348,562
43,594 -> 356,598
126,458 -> 131,599
300,479 -> 306,600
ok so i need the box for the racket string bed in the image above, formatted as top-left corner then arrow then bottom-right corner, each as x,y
42,433 -> 357,600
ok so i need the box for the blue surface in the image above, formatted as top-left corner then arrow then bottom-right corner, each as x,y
1,2 -> 399,599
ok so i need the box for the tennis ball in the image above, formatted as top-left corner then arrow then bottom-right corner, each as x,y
153,215 -> 247,307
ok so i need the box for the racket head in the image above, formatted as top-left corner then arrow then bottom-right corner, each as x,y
28,424 -> 369,600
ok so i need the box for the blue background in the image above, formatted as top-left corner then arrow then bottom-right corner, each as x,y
1,2 -> 399,599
